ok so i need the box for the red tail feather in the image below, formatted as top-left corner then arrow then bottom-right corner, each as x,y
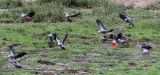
13,61 -> 17,64
126,43 -> 130,45
68,19 -> 72,22
28,19 -> 32,22
62,47 -> 65,50
107,35 -> 110,39
148,51 -> 151,53
132,24 -> 134,27
111,42 -> 116,46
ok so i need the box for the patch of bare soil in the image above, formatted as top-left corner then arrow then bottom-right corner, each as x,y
79,8 -> 93,12
72,8 -> 93,12
1,21 -> 15,24
143,64 -> 152,67
128,37 -> 152,44
0,9 -> 8,12
37,60 -> 56,65
33,33 -> 49,37
3,38 -> 8,41
74,56 -> 87,59
62,68 -> 89,74
33,32 -> 49,40
21,0 -> 37,2
128,62 -> 137,66
148,10 -> 160,13
70,35 -> 91,40
112,0 -> 158,7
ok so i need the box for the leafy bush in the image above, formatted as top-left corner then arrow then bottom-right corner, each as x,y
92,1 -> 125,16
0,2 -> 66,23
0,0 -> 125,23
145,4 -> 160,10
0,0 -> 23,9
38,0 -> 95,8
23,3 -> 65,23
145,2 -> 160,10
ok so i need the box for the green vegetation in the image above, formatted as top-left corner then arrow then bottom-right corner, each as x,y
0,0 -> 160,75
0,0 -> 23,9
145,1 -> 160,10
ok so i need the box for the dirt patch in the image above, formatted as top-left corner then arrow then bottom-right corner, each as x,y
43,71 -> 54,75
79,8 -> 93,12
63,68 -> 89,74
0,9 -> 8,12
70,35 -> 91,39
37,60 -> 56,65
128,62 -> 137,66
128,37 -> 152,44
143,64 -> 152,67
72,8 -> 93,12
21,0 -> 37,2
72,60 -> 91,63
112,0 -> 158,7
74,56 -> 87,59
33,32 -> 49,40
148,10 -> 160,13
136,37 -> 152,42
3,38 -> 8,41
116,30 -> 126,33
1,21 -> 15,24
33,33 -> 49,37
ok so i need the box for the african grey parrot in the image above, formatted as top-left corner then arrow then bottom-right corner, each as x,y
62,8 -> 81,22
54,34 -> 68,50
119,13 -> 134,27
109,33 -> 122,46
96,20 -> 114,42
8,46 -> 27,68
18,11 -> 35,22
139,44 -> 152,54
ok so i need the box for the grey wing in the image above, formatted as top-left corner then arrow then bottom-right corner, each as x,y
10,47 -> 15,56
119,13 -> 126,20
62,34 -> 68,44
12,61 -> 22,68
49,36 -> 54,42
49,34 -> 55,42
25,15 -> 31,19
96,20 -> 106,31
18,12 -> 22,15
126,16 -> 132,24
15,52 -> 27,59
53,34 -> 61,43
122,40 -> 129,43
107,29 -> 114,32
70,13 -> 81,17
62,8 -> 69,16
9,47 -> 16,62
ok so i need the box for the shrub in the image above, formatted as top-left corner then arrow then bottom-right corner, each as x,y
38,0 -> 94,8
0,0 -> 23,9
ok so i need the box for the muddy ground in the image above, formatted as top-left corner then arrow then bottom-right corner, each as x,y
112,0 -> 158,7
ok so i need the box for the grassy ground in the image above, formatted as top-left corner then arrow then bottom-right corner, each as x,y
0,0 -> 160,75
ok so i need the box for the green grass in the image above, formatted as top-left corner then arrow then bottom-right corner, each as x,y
145,1 -> 160,10
0,0 -> 160,75
0,0 -> 23,9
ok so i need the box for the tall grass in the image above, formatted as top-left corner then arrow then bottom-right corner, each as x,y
0,0 -> 126,23
0,0 -> 23,9
0,2 -> 65,23
38,0 -> 95,8
145,1 -> 160,10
